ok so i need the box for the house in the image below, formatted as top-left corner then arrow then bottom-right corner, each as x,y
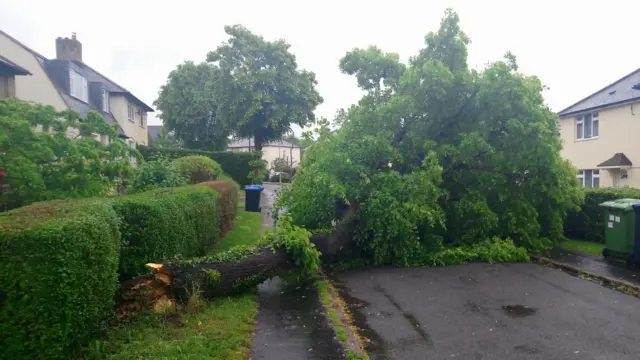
0,30 -> 153,147
147,125 -> 164,147
228,138 -> 301,169
558,68 -> 640,188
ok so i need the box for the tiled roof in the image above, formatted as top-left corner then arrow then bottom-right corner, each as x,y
228,138 -> 300,148
0,54 -> 31,75
558,68 -> 640,117
598,153 -> 633,167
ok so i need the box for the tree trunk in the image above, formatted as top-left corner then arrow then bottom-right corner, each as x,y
146,246 -> 293,301
118,202 -> 360,310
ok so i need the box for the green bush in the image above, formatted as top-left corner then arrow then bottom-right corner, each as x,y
0,199 -> 120,359
138,146 -> 257,187
173,155 -> 223,184
128,156 -> 187,194
198,181 -> 239,236
565,187 -> 640,243
115,186 -> 220,279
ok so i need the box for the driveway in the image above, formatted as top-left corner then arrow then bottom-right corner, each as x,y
336,263 -> 640,360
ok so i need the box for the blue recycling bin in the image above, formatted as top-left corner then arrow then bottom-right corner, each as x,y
244,185 -> 264,212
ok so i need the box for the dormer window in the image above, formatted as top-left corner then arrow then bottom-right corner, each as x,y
102,89 -> 109,112
69,69 -> 88,102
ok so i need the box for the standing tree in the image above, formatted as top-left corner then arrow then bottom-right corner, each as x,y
154,61 -> 229,151
206,25 -> 323,152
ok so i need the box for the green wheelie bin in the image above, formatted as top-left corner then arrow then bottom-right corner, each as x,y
599,198 -> 640,265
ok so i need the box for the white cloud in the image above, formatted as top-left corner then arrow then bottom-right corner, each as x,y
2,0 -> 639,135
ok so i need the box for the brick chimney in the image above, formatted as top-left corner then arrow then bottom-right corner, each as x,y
55,32 -> 82,62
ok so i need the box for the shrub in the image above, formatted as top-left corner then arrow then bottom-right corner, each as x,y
0,98 -> 136,211
138,146 -> 257,186
128,156 -> 187,194
115,186 -> 220,279
0,199 -> 120,359
565,187 -> 640,243
198,180 -> 239,236
173,155 -> 223,184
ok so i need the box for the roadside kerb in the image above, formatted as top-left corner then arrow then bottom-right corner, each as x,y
530,254 -> 640,297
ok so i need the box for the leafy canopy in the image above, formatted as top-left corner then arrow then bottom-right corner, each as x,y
155,61 -> 229,151
0,98 -> 136,210
206,25 -> 324,150
276,9 -> 583,266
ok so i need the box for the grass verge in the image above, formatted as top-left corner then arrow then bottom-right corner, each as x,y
213,209 -> 263,253
560,238 -> 604,256
315,273 -> 369,360
89,209 -> 264,360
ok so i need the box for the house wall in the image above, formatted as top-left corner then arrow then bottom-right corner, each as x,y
559,101 -> 640,188
109,95 -> 148,146
228,145 -> 302,169
263,146 -> 301,169
0,33 -> 67,110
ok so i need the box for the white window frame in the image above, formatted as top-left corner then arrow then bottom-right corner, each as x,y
69,69 -> 88,102
576,112 -> 599,140
577,169 -> 600,188
102,89 -> 109,112
127,104 -> 135,122
139,111 -> 146,128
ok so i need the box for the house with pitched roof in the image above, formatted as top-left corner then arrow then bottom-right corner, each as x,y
228,138 -> 301,169
558,68 -> 640,188
0,30 -> 153,148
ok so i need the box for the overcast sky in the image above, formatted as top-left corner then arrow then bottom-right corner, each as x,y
1,0 -> 638,134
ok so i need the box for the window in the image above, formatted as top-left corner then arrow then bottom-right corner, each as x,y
139,111 -> 146,128
577,170 -> 600,188
69,69 -> 88,102
576,113 -> 599,140
102,89 -> 109,112
127,104 -> 135,122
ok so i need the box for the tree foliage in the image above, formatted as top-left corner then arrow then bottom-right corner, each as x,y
154,61 -> 229,151
0,98 -> 136,211
206,25 -> 324,151
276,9 -> 583,266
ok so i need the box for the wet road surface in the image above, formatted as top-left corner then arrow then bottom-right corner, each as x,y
251,183 -> 345,360
548,248 -> 640,285
336,263 -> 640,360
250,278 -> 346,360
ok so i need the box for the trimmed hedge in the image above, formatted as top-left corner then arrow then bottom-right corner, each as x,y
115,185 -> 221,279
199,180 -> 239,236
0,199 -> 120,359
138,146 -> 257,187
565,187 -> 640,243
173,155 -> 223,184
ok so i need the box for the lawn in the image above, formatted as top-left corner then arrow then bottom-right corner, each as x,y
560,238 -> 605,256
213,208 -> 263,252
91,209 -> 264,360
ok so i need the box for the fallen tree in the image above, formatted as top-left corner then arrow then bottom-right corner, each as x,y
118,216 -> 324,308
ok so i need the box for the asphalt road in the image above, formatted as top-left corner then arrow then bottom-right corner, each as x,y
336,263 -> 640,360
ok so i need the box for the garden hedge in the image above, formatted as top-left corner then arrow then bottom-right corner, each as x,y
114,185 -> 221,280
0,199 -> 120,359
138,146 -> 257,187
199,180 -> 239,236
564,187 -> 640,243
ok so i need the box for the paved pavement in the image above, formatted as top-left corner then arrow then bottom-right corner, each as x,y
251,183 -> 346,360
548,248 -> 640,286
336,263 -> 640,360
